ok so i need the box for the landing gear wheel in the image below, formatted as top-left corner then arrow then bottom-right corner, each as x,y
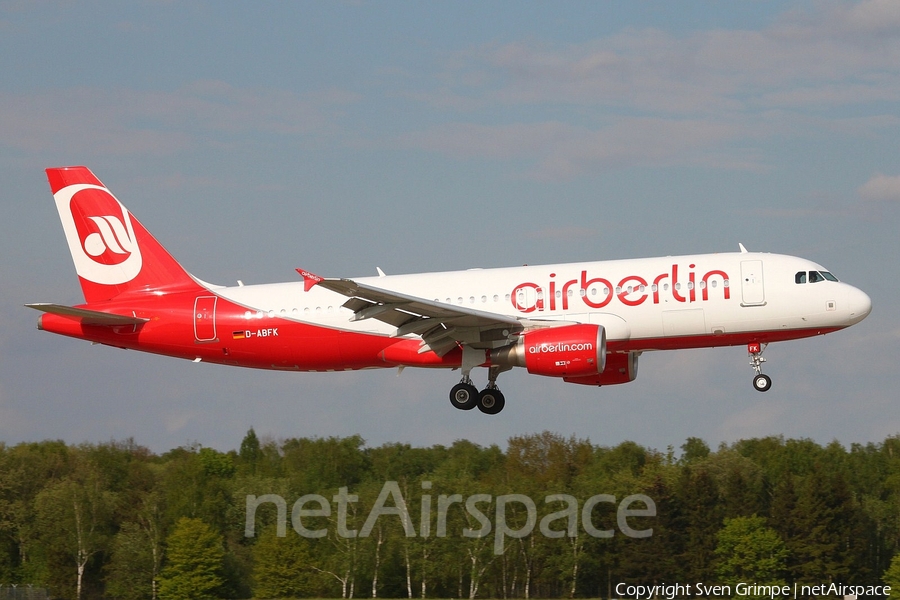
450,383 -> 479,410
477,389 -> 505,415
752,373 -> 772,392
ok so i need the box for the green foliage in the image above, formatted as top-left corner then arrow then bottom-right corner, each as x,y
34,452 -> 118,599
238,428 -> 261,475
198,447 -> 235,479
105,521 -> 156,600
884,552 -> 900,599
158,517 -> 225,600
0,433 -> 899,597
680,437 -> 710,463
715,515 -> 788,592
251,526 -> 313,598
678,467 -> 723,581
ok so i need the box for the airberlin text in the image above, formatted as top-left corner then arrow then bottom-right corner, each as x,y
245,481 -> 655,555
511,264 -> 731,313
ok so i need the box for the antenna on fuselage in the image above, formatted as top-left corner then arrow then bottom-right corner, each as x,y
739,243 -> 749,253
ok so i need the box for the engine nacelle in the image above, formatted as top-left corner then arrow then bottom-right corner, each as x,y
491,324 -> 606,378
564,351 -> 639,386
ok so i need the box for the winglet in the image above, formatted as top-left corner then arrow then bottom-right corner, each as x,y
296,269 -> 324,292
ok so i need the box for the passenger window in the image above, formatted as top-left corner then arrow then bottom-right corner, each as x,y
795,271 -> 807,284
809,271 -> 824,283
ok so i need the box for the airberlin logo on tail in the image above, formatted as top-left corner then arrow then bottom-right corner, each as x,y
82,215 -> 135,262
53,184 -> 143,285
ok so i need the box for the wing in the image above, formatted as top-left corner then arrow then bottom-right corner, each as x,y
299,270 -> 529,357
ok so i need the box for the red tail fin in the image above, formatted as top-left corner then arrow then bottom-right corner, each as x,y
46,166 -> 202,303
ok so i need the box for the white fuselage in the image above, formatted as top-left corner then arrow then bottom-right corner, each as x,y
215,251 -> 871,350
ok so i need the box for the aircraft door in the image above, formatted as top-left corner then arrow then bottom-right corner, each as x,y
194,296 -> 218,342
740,260 -> 766,306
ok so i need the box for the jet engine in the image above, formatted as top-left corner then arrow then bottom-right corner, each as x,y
491,324 -> 606,378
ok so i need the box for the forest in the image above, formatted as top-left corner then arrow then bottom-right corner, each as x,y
1,430 -> 899,600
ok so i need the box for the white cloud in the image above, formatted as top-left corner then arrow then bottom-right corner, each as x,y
858,174 -> 900,202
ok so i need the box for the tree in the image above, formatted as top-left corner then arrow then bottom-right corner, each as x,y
158,517 -> 225,600
677,467 -> 723,582
34,454 -> 116,600
106,522 -> 156,600
106,489 -> 165,600
0,440 -> 72,585
238,428 -> 261,475
251,526 -> 313,599
715,516 -> 788,596
783,469 -> 863,582
680,438 -> 710,464
884,552 -> 900,599
614,472 -> 685,585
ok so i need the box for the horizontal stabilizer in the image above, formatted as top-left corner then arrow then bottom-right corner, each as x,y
25,303 -> 149,326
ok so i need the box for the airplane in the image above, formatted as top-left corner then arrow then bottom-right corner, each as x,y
27,166 -> 872,415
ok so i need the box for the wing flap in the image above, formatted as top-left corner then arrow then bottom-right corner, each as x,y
25,303 -> 149,326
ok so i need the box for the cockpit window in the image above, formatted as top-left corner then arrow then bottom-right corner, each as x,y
796,270 -> 838,284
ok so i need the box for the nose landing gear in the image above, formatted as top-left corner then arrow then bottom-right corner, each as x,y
748,342 -> 771,392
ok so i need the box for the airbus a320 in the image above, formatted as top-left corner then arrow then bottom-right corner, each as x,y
28,167 -> 872,415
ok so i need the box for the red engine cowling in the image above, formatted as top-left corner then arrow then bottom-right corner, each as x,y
491,324 -> 606,378
564,351 -> 639,386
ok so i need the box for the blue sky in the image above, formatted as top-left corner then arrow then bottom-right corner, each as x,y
1,0 -> 898,453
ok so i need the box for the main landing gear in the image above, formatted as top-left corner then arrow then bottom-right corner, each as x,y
748,342 -> 772,392
449,365 -> 508,415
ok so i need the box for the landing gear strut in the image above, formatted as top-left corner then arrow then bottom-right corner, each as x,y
748,342 -> 771,392
448,358 -> 509,415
